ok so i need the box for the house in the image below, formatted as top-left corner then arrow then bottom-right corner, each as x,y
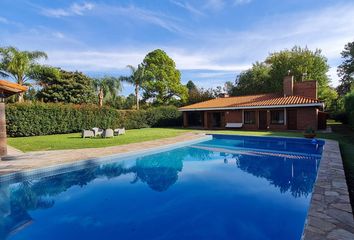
179,75 -> 326,130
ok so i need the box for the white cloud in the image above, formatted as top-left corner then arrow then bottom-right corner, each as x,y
170,0 -> 205,16
41,2 -> 94,17
0,16 -> 9,24
5,1 -> 353,88
204,0 -> 225,11
52,31 -> 65,39
94,4 -> 187,34
234,0 -> 252,5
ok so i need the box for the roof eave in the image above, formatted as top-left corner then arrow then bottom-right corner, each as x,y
178,103 -> 324,111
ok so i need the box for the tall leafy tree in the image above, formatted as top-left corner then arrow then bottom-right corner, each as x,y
265,46 -> 330,97
232,62 -> 272,95
33,67 -> 96,104
231,46 -> 336,109
140,49 -> 188,105
337,41 -> 354,95
93,76 -> 122,107
120,65 -> 144,109
0,46 -> 47,102
186,80 -> 197,92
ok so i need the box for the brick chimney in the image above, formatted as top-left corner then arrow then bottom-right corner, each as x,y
219,93 -> 229,98
283,75 -> 294,97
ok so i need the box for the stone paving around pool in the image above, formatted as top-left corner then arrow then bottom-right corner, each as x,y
302,139 -> 354,240
0,132 -> 206,176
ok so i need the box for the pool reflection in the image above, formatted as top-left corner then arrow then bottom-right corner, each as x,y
0,143 -> 320,239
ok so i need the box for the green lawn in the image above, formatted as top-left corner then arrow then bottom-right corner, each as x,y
8,128 -> 191,152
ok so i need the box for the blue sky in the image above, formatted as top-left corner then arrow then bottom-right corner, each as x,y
1,0 -> 354,95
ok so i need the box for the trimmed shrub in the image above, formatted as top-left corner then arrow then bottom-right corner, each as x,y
146,106 -> 182,127
345,91 -> 354,129
6,103 -> 182,137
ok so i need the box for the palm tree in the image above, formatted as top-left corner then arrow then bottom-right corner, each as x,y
0,46 -> 48,102
120,64 -> 144,110
92,76 -> 122,107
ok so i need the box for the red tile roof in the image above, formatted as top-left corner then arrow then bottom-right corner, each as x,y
179,93 -> 323,111
0,80 -> 27,93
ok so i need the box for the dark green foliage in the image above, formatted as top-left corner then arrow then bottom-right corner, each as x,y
140,49 -> 188,105
6,103 -> 122,137
344,91 -> 354,128
232,62 -> 272,95
231,46 -> 337,110
146,106 -> 182,127
6,103 -> 182,137
338,41 -> 354,95
34,68 -> 96,104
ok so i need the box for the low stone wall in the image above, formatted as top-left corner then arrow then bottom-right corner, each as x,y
302,140 -> 354,240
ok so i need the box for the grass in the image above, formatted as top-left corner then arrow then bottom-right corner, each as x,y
7,122 -> 354,211
8,128 -> 190,152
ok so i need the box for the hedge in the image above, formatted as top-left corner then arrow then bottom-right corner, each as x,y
345,91 -> 354,129
6,103 -> 182,137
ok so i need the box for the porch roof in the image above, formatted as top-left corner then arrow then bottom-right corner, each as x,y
0,79 -> 27,98
179,93 -> 324,111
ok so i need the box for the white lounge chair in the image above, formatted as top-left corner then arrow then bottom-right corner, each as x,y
225,123 -> 243,128
114,128 -> 126,136
82,130 -> 94,138
103,129 -> 114,138
92,127 -> 103,136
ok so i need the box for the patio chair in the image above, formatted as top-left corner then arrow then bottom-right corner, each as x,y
114,127 -> 126,136
103,128 -> 114,138
92,127 -> 103,137
82,130 -> 94,138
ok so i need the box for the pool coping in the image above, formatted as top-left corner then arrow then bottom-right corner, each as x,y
0,134 -> 212,184
302,139 -> 354,240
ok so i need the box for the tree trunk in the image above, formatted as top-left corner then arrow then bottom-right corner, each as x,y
135,84 -> 139,110
18,92 -> 24,103
0,102 -> 7,158
98,88 -> 104,107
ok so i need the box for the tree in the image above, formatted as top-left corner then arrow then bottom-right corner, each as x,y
337,41 -> 354,95
232,62 -> 272,95
265,46 -> 330,98
33,67 -> 96,104
120,65 -> 144,110
231,46 -> 336,109
140,49 -> 188,105
186,80 -> 197,92
93,76 -> 122,107
223,81 -> 234,95
0,46 -> 47,102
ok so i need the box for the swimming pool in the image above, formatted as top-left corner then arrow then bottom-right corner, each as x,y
0,134 -> 324,240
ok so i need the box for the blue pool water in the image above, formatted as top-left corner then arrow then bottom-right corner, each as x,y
0,135 -> 324,240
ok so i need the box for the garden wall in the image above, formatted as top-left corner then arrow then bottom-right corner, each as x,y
6,103 -> 182,137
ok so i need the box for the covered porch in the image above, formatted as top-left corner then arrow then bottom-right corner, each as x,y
183,111 -> 226,129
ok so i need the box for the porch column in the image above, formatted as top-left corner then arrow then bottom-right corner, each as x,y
183,112 -> 188,128
203,111 -> 208,129
0,102 -> 6,157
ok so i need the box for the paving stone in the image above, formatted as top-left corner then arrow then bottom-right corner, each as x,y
327,229 -> 354,240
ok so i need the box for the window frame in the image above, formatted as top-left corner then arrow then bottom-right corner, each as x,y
244,110 -> 256,124
270,110 -> 285,125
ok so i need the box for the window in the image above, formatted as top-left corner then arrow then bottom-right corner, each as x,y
244,111 -> 256,124
270,110 -> 284,124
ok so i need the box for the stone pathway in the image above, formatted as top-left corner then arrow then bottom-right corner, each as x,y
0,132 -> 206,176
302,139 -> 354,240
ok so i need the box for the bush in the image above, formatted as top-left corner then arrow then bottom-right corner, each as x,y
146,106 -> 182,127
345,91 -> 354,129
6,103 -> 182,137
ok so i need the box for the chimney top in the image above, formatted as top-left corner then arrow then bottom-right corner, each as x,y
219,93 -> 229,98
